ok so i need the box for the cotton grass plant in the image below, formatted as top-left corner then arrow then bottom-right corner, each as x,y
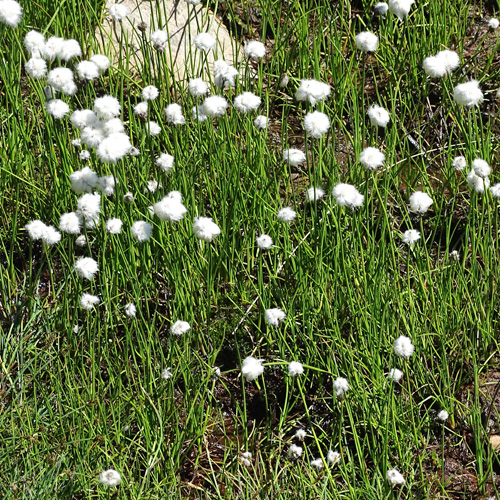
2,0 -> 500,498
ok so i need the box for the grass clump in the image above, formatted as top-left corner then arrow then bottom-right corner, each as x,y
2,0 -> 500,498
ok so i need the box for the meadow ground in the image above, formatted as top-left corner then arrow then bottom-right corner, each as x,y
2,0 -> 500,498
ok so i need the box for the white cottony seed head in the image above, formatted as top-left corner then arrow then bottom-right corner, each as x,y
359,147 -> 385,170
265,308 -> 286,326
386,468 -> 405,485
244,40 -> 266,59
74,257 -> 98,280
287,444 -> 303,459
454,80 -> 483,107
277,207 -> 296,223
241,356 -> 264,381
170,320 -> 191,335
452,156 -> 466,171
288,361 -> 304,377
367,104 -> 390,127
256,234 -> 273,249
283,148 -> 306,166
193,217 -> 221,242
401,229 -> 420,245
409,191 -> 433,215
355,31 -> 378,52
99,469 -> 121,487
295,79 -> 331,107
437,409 -> 449,422
332,183 -> 364,209
388,368 -> 404,382
333,377 -> 349,397
393,335 -> 414,358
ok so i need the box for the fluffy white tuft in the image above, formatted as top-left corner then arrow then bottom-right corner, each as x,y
94,95 -> 121,120
25,58 -> 47,79
489,18 -> 500,29
76,192 -> 101,227
0,0 -> 23,28
288,444 -> 303,459
171,320 -> 191,335
25,220 -> 47,241
45,99 -> 70,119
150,30 -> 168,51
452,156 -> 466,171
165,103 -> 185,125
295,79 -> 331,107
106,218 -> 123,234
192,105 -> 208,122
265,308 -> 285,326
188,78 -> 208,97
202,95 -> 228,118
156,153 -> 174,173
43,37 -> 65,62
142,85 -> 159,101
374,2 -> 389,15
108,3 -> 129,21
59,212 -> 81,234
359,147 -> 385,170
194,32 -> 216,52
306,187 -> 325,202
437,410 -> 449,422
234,92 -> 261,113
70,109 -> 99,130
81,293 -> 100,310
303,111 -> 330,138
393,335 -> 414,358
453,80 -> 483,107
153,196 -> 187,222
256,234 -> 273,249
277,207 -> 296,222
96,133 -> 131,163
131,221 -> 153,242
367,104 -> 390,127
472,158 -> 491,178
193,217 -> 221,242
288,361 -> 304,377
24,30 -> 45,58
147,121 -> 162,136
333,377 -> 349,397
74,257 -> 98,280
355,31 -> 378,52
467,169 -> 490,192
409,191 -> 433,214
90,54 -> 110,74
47,67 -> 74,91
253,115 -> 269,129
213,60 -> 239,88
124,303 -> 136,317
388,368 -> 404,382
58,39 -> 81,61
134,101 -> 148,117
490,183 -> 500,198
76,61 -> 99,81
386,468 -> 405,485
401,229 -> 420,245
241,356 -> 264,381
283,148 -> 306,166
244,40 -> 266,59
332,183 -> 364,209
99,469 -> 121,486
328,450 -> 341,465
388,0 -> 415,20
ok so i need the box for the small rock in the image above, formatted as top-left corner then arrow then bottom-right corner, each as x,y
98,0 -> 238,80
489,435 -> 500,451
